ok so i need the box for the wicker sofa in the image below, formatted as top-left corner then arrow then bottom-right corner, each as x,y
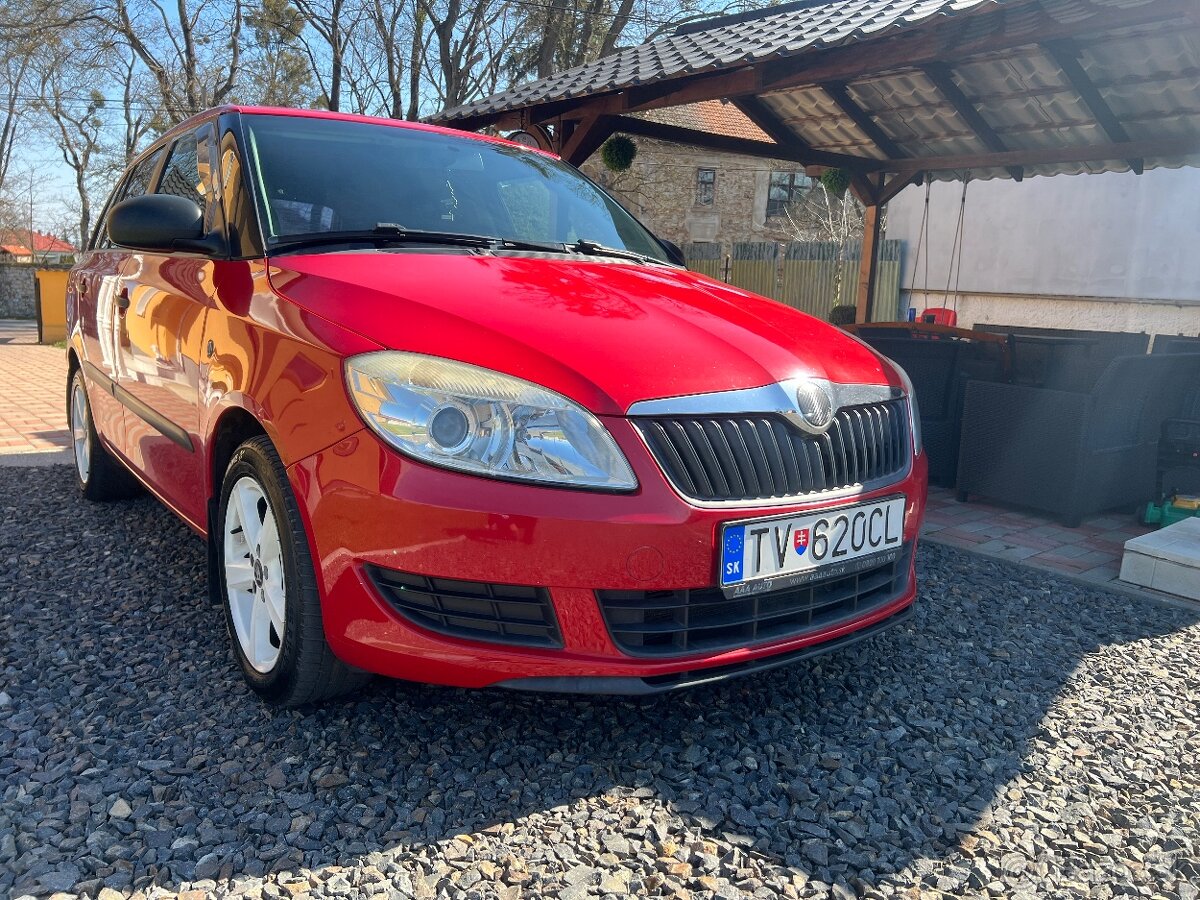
859,336 -> 1004,486
976,325 -> 1150,391
955,352 -> 1200,526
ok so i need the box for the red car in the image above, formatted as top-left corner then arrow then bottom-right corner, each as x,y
67,106 -> 927,706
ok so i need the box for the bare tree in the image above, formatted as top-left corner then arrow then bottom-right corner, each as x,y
418,0 -> 518,111
109,0 -> 245,123
116,51 -> 157,161
39,88 -> 110,250
347,0 -> 412,118
0,29 -> 35,198
782,181 -> 878,308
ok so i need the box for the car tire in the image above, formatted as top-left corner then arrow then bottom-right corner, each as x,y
68,367 -> 141,501
217,435 -> 369,706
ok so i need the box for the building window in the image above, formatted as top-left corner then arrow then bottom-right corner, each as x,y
695,168 -> 715,206
767,170 -> 812,218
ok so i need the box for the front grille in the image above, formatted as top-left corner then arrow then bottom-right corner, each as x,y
635,400 -> 908,502
366,566 -> 562,648
597,544 -> 912,657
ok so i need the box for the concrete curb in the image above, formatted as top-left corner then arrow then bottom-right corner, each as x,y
0,450 -> 73,468
924,534 -> 1199,612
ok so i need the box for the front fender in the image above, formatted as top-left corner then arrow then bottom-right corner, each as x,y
200,260 -> 383,500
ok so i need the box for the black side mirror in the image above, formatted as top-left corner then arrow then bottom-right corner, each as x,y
108,194 -> 221,255
658,238 -> 686,267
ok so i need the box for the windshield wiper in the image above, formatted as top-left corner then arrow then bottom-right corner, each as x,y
490,237 -> 571,254
570,238 -> 663,265
268,224 -> 577,256
269,224 -> 501,254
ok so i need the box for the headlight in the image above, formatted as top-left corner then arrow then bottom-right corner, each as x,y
345,352 -> 638,490
889,360 -> 923,456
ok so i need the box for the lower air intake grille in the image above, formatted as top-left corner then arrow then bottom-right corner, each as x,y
596,544 -> 911,657
635,399 -> 909,502
367,566 -> 562,648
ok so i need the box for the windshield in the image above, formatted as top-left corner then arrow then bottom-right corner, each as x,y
240,114 -> 670,262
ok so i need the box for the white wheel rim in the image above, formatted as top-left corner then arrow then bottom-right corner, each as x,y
70,380 -> 90,481
224,476 -> 286,673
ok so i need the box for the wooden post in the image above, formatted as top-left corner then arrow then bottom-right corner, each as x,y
856,200 -> 881,323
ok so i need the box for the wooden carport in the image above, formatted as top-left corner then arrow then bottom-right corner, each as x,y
430,0 -> 1200,322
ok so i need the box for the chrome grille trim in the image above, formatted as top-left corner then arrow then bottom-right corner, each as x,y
632,391 -> 912,506
626,378 -> 903,424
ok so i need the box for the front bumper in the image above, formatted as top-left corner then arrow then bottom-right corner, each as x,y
287,418 -> 927,690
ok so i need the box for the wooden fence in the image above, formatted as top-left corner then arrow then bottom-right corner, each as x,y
684,240 -> 903,323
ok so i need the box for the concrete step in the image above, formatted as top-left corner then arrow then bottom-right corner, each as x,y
1120,517 -> 1200,600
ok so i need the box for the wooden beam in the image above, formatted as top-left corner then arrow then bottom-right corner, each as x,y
876,172 -> 922,206
884,136 -> 1200,175
734,97 -> 887,201
848,173 -> 880,206
856,197 -> 882,323
559,115 -> 616,165
923,63 -> 1023,181
1043,40 -> 1142,174
822,82 -> 907,159
607,115 -> 881,172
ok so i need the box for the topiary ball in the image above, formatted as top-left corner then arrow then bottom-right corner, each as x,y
601,135 -> 637,172
820,167 -> 851,198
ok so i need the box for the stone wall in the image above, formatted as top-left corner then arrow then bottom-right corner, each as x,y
0,264 -> 36,319
581,136 -> 804,255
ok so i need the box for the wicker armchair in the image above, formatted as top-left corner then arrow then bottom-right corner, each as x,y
862,337 -> 1003,487
956,353 -> 1200,526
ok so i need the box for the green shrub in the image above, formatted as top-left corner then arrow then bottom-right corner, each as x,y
600,135 -> 637,172
820,168 -> 851,198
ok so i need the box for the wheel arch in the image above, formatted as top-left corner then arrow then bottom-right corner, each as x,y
206,406 -> 270,604
209,406 -> 270,505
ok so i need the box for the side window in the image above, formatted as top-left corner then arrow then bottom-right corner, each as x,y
158,136 -> 205,207
92,147 -> 165,250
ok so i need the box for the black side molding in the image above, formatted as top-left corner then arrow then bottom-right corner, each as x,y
81,361 -> 195,452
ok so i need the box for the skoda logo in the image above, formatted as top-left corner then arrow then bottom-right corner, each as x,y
794,381 -> 835,432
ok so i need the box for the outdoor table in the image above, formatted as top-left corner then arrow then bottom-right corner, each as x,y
842,322 -> 1013,379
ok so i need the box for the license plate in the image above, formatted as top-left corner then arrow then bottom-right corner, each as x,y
719,496 -> 906,597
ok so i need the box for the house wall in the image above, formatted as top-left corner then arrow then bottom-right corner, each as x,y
887,167 -> 1200,333
580,136 -> 804,252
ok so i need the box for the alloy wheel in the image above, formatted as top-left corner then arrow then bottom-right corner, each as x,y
70,379 -> 90,481
224,476 -> 286,673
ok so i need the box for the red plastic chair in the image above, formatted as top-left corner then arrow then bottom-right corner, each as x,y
919,307 -> 958,326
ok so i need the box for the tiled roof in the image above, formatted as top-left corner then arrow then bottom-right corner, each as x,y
636,100 -> 771,143
434,0 -> 1200,181
436,0 -> 996,123
32,233 -> 75,253
0,232 -> 76,254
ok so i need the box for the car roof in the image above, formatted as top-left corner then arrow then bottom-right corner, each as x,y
161,105 -> 560,160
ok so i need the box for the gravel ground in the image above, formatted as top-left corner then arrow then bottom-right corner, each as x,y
2,465 -> 1199,900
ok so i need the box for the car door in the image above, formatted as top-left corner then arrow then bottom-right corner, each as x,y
114,123 -> 221,529
72,147 -> 167,460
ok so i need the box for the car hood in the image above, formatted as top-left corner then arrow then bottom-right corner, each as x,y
268,252 -> 898,416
